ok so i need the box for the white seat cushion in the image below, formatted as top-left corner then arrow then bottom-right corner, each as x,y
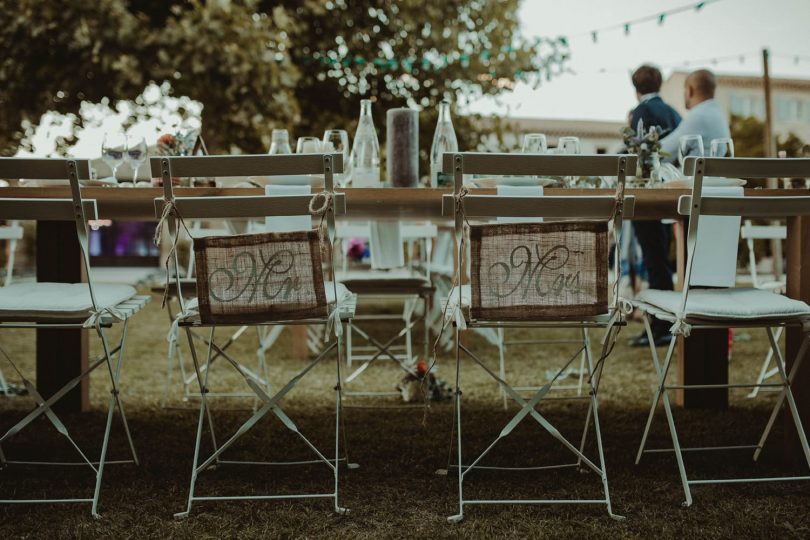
633,288 -> 810,322
0,282 -> 137,321
335,268 -> 426,282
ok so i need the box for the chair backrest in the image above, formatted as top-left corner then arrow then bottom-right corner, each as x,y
0,158 -> 101,302
441,153 -> 636,320
676,157 -> 810,321
151,154 -> 345,323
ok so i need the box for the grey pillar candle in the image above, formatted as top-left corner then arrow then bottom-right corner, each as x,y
386,108 -> 419,187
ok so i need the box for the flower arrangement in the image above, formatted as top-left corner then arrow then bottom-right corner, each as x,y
621,120 -> 670,179
152,130 -> 201,186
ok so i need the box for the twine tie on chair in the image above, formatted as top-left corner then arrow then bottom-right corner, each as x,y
670,318 -> 692,338
83,305 -> 125,332
154,199 -> 193,308
324,292 -> 346,341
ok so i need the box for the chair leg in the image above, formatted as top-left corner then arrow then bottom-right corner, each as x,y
749,327 -> 783,399
175,326 -> 215,520
577,328 -> 589,397
635,315 -> 674,464
498,328 -> 507,410
334,329 -> 349,515
448,327 -> 464,524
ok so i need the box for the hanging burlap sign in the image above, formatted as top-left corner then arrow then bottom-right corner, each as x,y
469,221 -> 608,320
194,230 -> 327,324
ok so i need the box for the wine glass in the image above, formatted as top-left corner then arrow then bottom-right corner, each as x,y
296,136 -> 322,154
126,137 -> 148,184
678,134 -> 704,173
710,137 -> 734,158
323,129 -> 351,187
101,132 -> 127,182
558,136 -> 581,187
521,133 -> 547,154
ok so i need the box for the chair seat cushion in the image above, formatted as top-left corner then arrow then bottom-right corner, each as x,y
0,282 -> 137,322
633,288 -> 810,322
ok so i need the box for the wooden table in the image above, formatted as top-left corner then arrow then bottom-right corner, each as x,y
6,186 -> 810,459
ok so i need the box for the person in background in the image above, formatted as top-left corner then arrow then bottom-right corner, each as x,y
659,69 -> 731,162
628,65 -> 682,347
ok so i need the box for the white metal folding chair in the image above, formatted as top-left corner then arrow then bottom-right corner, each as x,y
336,221 -> 436,400
441,152 -> 636,522
0,158 -> 147,516
740,220 -> 788,398
152,153 -> 356,518
633,156 -> 810,507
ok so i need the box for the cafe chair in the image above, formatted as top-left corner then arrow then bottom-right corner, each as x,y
740,220 -> 788,398
152,153 -> 356,518
0,158 -> 148,516
633,156 -> 810,507
335,222 -> 436,400
441,152 -> 636,522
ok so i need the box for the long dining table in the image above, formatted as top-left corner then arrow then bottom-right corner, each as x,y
6,185 -> 810,459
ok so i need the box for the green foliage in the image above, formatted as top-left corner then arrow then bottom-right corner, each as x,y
0,0 -> 568,163
730,114 -> 810,158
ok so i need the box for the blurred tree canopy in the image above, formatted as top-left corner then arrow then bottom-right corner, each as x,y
0,0 -> 568,163
730,114 -> 810,158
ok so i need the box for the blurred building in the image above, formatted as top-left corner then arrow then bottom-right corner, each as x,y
660,71 -> 810,141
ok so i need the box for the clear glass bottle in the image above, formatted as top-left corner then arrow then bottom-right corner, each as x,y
268,129 -> 292,154
349,99 -> 381,187
430,99 -> 459,188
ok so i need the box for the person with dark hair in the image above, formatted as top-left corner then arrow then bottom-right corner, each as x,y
659,69 -> 730,161
627,65 -> 682,347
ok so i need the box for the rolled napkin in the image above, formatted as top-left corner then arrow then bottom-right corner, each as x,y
386,108 -> 419,187
496,185 -> 544,224
264,184 -> 311,232
369,222 -> 404,269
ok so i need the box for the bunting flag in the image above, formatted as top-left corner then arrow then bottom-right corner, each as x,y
583,0 -> 722,43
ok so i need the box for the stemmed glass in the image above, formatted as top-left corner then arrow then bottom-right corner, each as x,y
296,136 -> 322,154
710,137 -> 734,158
323,129 -> 351,187
679,134 -> 705,173
126,137 -> 148,185
521,133 -> 548,154
101,132 -> 127,182
558,136 -> 581,187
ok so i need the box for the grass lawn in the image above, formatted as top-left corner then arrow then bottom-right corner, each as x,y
1,292 -> 809,538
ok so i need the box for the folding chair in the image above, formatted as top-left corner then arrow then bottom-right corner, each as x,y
0,219 -> 23,395
336,222 -> 436,400
441,152 -> 636,522
0,158 -> 147,516
633,156 -> 810,507
740,220 -> 788,398
152,153 -> 356,517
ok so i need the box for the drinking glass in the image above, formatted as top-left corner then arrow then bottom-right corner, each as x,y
323,129 -> 351,187
521,133 -> 548,154
678,134 -> 704,172
269,129 -> 292,154
101,132 -> 127,181
126,137 -> 148,184
558,136 -> 581,155
296,136 -> 322,154
558,136 -> 581,187
710,137 -> 734,158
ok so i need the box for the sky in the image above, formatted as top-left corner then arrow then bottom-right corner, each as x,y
469,0 -> 810,121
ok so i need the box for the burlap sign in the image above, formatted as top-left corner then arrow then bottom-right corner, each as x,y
194,230 -> 327,324
469,221 -> 608,320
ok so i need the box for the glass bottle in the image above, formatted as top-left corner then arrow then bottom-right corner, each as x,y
268,129 -> 292,154
349,99 -> 381,187
430,99 -> 459,188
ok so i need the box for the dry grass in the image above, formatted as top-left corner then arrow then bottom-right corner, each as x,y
1,292 -> 810,538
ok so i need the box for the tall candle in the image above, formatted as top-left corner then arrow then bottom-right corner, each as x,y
386,108 -> 419,187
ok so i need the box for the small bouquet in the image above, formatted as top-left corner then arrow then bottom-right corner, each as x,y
622,120 -> 669,180
152,130 -> 201,186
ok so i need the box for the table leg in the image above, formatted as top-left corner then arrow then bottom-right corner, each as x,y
673,220 -> 729,408
36,221 -> 89,413
785,216 -> 810,461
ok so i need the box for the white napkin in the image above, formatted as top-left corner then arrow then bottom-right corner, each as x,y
496,185 -> 544,224
368,221 -> 404,269
264,185 -> 311,232
690,186 -> 744,288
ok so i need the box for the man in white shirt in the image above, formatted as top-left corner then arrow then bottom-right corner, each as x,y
660,69 -> 730,164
